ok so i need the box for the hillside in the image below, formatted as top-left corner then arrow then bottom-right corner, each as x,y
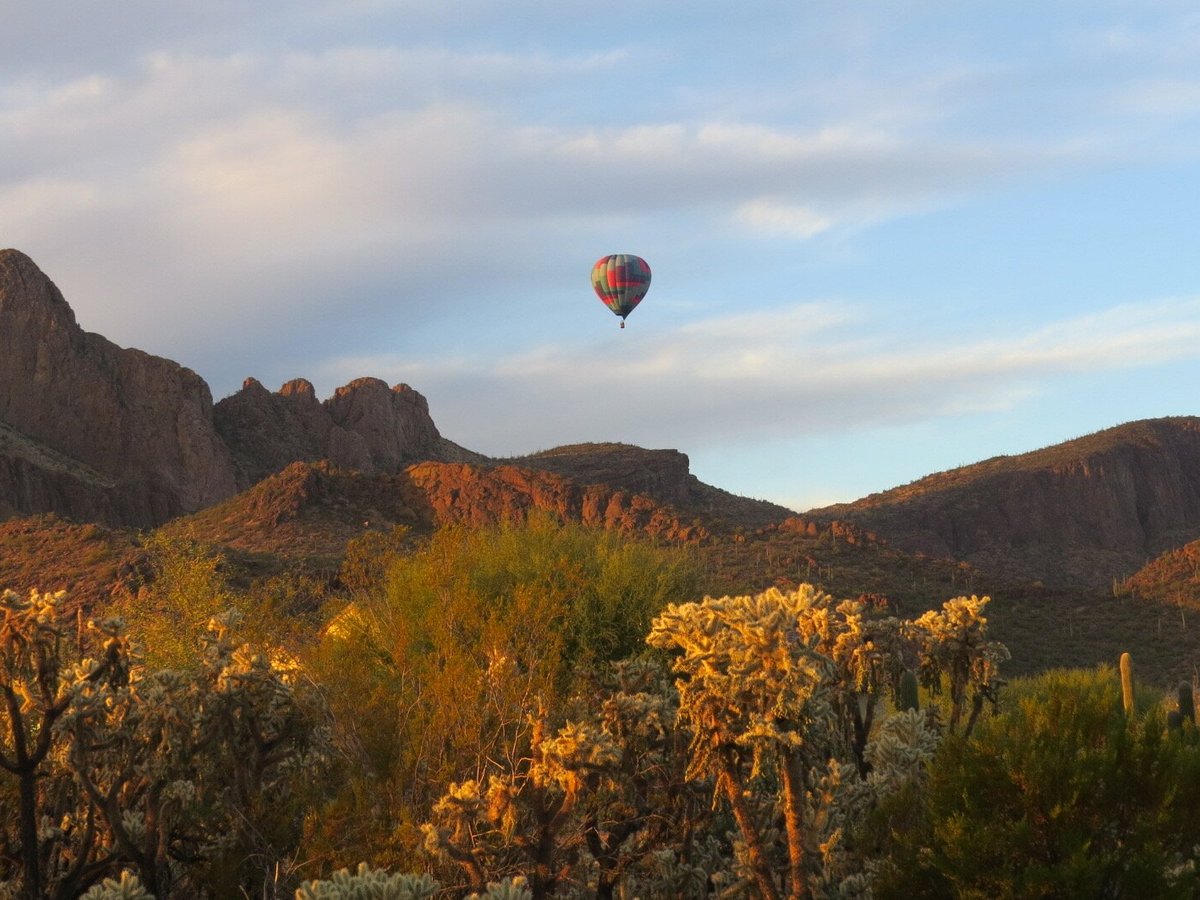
164,458 -> 710,564
509,443 -> 793,529
0,516 -> 142,605
1118,539 -> 1200,609
813,418 -> 1200,589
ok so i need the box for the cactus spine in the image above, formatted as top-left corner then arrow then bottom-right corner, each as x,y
1120,652 -> 1135,717
897,668 -> 920,713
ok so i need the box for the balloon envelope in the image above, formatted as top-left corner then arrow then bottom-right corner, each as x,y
591,254 -> 651,322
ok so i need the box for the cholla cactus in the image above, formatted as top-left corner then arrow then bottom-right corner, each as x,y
294,863 -> 439,899
62,612 -> 320,895
467,876 -> 533,900
78,872 -> 155,900
865,709 -> 940,792
0,589 -> 134,899
423,718 -> 620,896
648,585 -> 989,900
648,587 -> 844,900
421,657 -> 710,899
909,596 -> 1009,736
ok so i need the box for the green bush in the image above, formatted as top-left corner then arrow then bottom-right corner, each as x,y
875,666 -> 1200,898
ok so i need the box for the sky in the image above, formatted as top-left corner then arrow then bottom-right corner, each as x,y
5,1 -> 1200,512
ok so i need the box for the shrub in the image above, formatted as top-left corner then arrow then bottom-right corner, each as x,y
875,667 -> 1200,898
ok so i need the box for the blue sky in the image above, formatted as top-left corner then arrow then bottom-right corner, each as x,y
5,2 -> 1200,511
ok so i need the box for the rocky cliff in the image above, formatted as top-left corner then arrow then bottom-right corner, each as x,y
0,250 -> 238,526
213,375 -> 480,488
814,418 -> 1200,588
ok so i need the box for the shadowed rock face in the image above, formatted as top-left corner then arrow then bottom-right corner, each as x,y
813,418 -> 1200,589
213,375 -> 445,487
0,249 -> 238,526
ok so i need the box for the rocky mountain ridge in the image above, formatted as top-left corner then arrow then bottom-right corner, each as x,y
813,417 -> 1200,589
0,250 -> 237,525
0,250 -> 754,533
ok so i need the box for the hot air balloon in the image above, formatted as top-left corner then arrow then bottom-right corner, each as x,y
591,254 -> 651,328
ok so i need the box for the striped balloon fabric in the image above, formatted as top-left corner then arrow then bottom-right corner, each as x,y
591,254 -> 651,327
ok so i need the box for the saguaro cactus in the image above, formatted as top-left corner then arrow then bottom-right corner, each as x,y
897,669 -> 920,713
1179,681 -> 1196,726
1120,652 -> 1135,717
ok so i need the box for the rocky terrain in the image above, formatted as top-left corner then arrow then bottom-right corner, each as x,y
0,250 -> 237,525
813,417 -> 1200,590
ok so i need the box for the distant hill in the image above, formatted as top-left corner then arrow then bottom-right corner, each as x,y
812,418 -> 1200,589
164,458 -> 710,565
1119,539 -> 1200,609
510,443 -> 794,530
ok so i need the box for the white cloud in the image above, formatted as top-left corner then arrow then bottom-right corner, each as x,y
734,198 -> 833,238
311,296 -> 1200,456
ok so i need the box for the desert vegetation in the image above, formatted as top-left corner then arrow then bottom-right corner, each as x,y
3,517 -> 1200,899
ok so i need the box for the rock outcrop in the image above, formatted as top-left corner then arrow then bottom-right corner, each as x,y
165,459 -> 710,561
0,250 -> 238,526
213,375 -> 472,487
406,461 -> 709,542
513,443 -> 794,530
813,418 -> 1200,588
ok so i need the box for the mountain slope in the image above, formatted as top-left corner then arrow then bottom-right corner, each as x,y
813,417 -> 1200,588
164,459 -> 710,565
509,443 -> 794,529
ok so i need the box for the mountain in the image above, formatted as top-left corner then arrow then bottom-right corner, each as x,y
0,249 -> 238,525
213,375 -> 484,488
0,251 -> 794,538
812,418 -> 1200,589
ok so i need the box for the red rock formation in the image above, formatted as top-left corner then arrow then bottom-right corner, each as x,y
404,461 -> 709,542
214,375 -> 453,486
0,250 -> 238,525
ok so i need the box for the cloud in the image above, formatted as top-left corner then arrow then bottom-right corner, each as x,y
733,198 -> 833,239
312,296 -> 1200,456
2,41 -> 1106,369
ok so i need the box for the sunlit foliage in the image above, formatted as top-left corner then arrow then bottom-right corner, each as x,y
647,586 -> 998,900
305,517 -> 702,871
0,589 -> 325,899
